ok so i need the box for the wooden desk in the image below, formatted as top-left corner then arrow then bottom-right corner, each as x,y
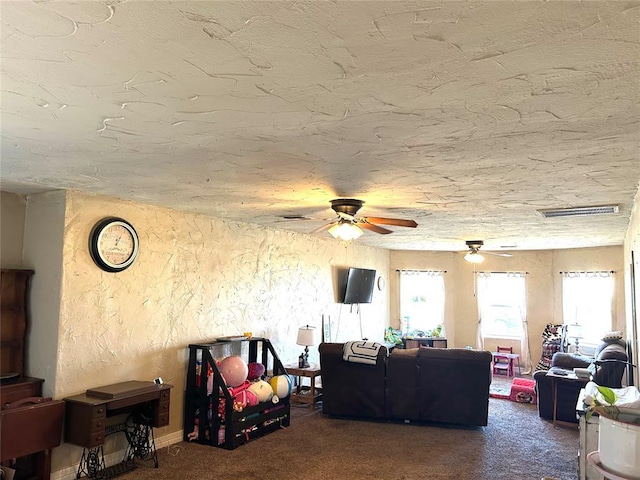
285,364 -> 322,411
0,377 -> 64,480
64,381 -> 171,478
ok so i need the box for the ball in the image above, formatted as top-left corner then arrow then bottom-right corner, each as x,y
247,380 -> 274,403
218,356 -> 248,387
269,374 -> 292,398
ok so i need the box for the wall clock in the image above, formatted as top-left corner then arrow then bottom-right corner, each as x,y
377,276 -> 385,291
89,217 -> 139,272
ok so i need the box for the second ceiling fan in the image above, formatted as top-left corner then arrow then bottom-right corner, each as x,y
313,198 -> 418,240
464,240 -> 513,263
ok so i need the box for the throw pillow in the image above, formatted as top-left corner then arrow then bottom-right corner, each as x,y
602,331 -> 623,342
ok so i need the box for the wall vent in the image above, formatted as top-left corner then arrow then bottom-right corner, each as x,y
537,205 -> 619,218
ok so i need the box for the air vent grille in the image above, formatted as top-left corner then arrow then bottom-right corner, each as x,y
537,205 -> 619,218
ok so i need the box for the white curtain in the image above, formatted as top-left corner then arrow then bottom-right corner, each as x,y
562,271 -> 614,346
476,272 -> 531,373
399,270 -> 445,335
475,272 -> 491,351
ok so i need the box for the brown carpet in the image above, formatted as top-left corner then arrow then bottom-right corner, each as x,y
118,391 -> 578,480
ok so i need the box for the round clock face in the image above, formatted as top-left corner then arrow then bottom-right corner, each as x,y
89,218 -> 139,272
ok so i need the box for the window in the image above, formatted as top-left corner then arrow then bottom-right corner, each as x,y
399,270 -> 445,335
477,272 -> 526,338
562,271 -> 613,347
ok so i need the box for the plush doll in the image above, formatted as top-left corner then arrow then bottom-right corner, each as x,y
247,362 -> 265,381
187,414 -> 200,441
247,380 -> 274,403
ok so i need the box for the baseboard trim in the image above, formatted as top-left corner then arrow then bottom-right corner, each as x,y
51,430 -> 184,480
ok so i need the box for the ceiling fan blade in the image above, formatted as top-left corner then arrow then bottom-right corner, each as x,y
485,252 -> 513,257
361,217 -> 418,228
310,221 -> 337,234
359,222 -> 393,235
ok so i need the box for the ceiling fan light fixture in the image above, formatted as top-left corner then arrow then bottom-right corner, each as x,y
328,222 -> 363,241
464,251 -> 485,263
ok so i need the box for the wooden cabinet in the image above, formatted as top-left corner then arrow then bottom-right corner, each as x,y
1,269 -> 34,377
1,270 -> 65,480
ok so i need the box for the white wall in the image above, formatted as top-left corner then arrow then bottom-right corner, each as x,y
22,191 -> 66,396
48,190 -> 389,472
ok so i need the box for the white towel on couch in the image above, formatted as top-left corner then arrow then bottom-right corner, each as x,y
343,341 -> 383,365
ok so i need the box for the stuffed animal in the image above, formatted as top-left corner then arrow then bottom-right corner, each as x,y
247,380 -> 274,403
247,362 -> 265,381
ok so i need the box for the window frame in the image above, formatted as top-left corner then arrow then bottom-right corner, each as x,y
398,270 -> 445,336
477,272 -> 526,340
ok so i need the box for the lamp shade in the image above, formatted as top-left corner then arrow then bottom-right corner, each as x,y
569,323 -> 584,339
296,326 -> 316,346
464,251 -> 484,263
328,222 -> 363,241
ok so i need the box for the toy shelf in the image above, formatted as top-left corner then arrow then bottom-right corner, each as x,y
184,337 -> 290,450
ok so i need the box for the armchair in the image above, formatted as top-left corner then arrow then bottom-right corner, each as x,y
534,338 -> 628,423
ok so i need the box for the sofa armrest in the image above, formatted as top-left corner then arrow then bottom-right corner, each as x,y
533,369 -> 588,423
551,352 -> 592,370
318,342 -> 387,418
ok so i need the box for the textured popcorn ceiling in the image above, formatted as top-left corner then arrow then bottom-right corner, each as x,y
1,1 -> 639,251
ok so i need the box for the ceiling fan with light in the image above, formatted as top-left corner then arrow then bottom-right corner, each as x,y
463,240 -> 513,263
313,198 -> 418,241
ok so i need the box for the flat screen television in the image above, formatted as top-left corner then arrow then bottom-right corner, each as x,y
343,267 -> 376,304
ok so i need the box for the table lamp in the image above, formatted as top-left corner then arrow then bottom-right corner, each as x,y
569,323 -> 584,354
296,325 -> 316,368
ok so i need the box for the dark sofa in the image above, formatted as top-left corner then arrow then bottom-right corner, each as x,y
533,339 -> 629,423
318,342 -> 493,426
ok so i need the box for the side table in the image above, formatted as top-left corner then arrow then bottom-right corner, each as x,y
545,369 -> 587,428
285,364 -> 322,411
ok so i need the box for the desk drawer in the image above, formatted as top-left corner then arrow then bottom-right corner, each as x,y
65,403 -> 107,448
154,400 -> 170,427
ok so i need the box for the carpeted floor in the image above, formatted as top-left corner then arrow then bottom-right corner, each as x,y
118,391 -> 578,480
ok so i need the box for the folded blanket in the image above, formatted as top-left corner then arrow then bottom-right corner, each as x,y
343,341 -> 383,365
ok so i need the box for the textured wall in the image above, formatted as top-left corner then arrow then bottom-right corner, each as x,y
51,190 -> 388,472
23,191 -> 66,396
390,245 -> 625,368
0,191 -> 26,268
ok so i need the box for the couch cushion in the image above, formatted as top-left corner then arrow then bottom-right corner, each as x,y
386,349 -> 419,419
416,348 -> 493,426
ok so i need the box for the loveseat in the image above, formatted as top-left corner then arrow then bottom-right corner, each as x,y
533,338 -> 629,423
318,342 -> 493,427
